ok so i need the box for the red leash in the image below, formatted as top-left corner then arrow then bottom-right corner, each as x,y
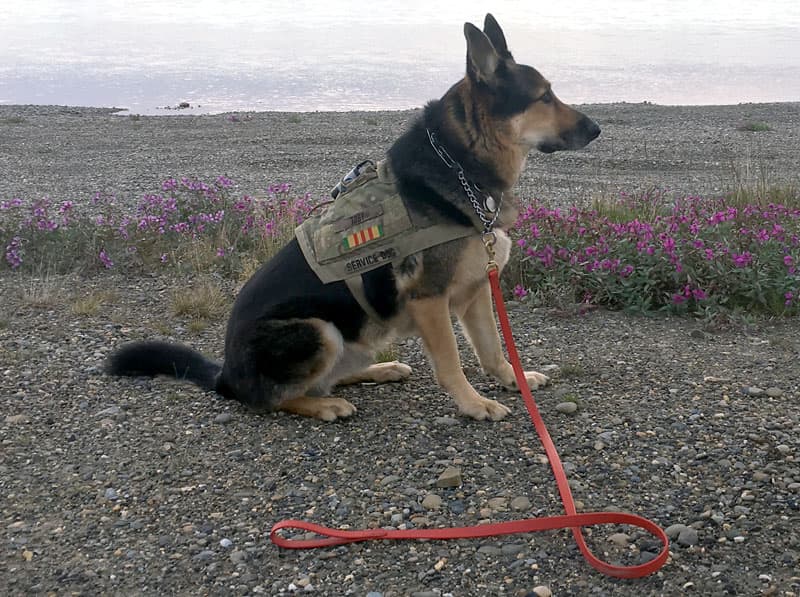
270,267 -> 669,579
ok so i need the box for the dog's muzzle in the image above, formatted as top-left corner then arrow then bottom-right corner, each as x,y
538,116 -> 601,153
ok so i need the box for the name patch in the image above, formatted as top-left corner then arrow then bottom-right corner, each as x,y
344,247 -> 398,274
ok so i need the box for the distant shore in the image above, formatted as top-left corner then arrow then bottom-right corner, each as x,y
1,102 -> 798,205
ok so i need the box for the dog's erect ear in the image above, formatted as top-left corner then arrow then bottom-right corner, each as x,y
464,22 -> 500,86
483,13 -> 513,60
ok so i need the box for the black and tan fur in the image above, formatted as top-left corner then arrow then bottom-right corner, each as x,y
107,15 -> 600,422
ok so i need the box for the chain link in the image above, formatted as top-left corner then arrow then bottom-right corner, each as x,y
426,129 -> 502,232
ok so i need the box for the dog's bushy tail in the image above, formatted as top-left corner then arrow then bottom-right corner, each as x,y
106,340 -> 221,393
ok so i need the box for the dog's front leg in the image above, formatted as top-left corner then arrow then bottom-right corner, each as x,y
458,282 -> 549,391
408,296 -> 510,420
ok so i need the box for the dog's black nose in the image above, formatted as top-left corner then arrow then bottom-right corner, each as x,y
586,118 -> 601,141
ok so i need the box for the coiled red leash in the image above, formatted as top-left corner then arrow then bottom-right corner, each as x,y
271,265 -> 670,579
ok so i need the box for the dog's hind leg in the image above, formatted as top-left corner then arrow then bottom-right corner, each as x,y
457,282 -> 549,391
336,361 -> 412,385
226,318 -> 358,420
278,395 -> 357,421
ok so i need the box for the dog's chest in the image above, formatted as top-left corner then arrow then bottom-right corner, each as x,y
444,230 -> 512,308
492,230 -> 512,270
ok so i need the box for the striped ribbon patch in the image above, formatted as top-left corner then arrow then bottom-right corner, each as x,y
342,224 -> 383,250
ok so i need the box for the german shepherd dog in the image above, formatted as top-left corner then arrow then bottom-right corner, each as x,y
107,14 -> 600,422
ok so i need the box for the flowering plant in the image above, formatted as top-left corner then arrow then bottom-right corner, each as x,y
510,190 -> 800,315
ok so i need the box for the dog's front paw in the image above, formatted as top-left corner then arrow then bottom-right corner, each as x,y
458,397 -> 511,421
503,370 -> 550,391
524,370 -> 550,389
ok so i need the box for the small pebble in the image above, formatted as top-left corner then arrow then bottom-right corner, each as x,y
608,532 -> 630,547
488,497 -> 508,511
742,386 -> 764,396
433,416 -> 458,426
421,494 -> 442,510
5,414 -> 29,425
192,550 -> 215,562
219,538 -> 232,548
530,586 -> 552,597
555,401 -> 578,414
448,500 -> 465,514
214,413 -> 233,424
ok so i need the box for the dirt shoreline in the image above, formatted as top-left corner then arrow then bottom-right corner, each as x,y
1,103 -> 799,596
1,102 -> 799,207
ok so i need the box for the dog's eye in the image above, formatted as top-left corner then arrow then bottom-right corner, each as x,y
539,90 -> 553,104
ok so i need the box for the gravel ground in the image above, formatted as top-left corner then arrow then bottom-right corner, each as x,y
1,103 -> 799,596
1,102 -> 799,205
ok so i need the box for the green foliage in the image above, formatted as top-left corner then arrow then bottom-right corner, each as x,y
737,121 -> 772,132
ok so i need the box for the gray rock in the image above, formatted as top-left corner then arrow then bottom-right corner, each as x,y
214,412 -> 233,424
677,527 -> 699,546
510,496 -> 532,511
665,523 -> 688,539
501,543 -> 526,556
436,466 -> 462,488
229,550 -> 246,565
765,387 -> 783,397
192,550 -> 215,562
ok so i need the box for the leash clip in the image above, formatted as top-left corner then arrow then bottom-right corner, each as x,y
483,231 -> 498,272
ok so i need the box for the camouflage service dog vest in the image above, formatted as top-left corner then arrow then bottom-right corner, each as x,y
295,160 -> 474,285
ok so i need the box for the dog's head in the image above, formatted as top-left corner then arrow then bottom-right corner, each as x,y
464,14 -> 600,154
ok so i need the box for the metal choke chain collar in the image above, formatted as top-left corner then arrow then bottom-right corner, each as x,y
426,128 -> 502,232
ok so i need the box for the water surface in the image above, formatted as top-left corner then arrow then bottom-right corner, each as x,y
1,0 -> 798,113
